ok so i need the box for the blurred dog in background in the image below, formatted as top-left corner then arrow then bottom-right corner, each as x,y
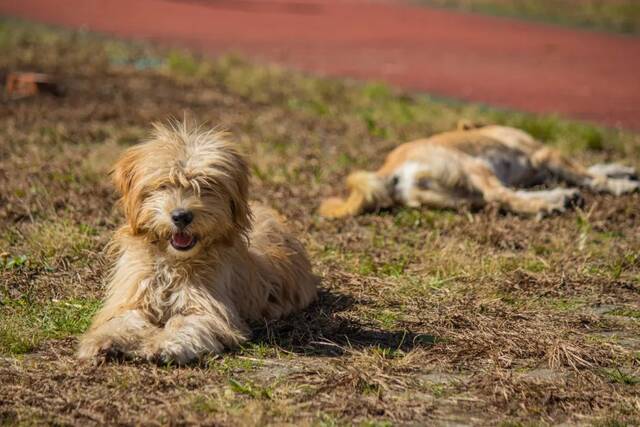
320,123 -> 638,219
78,121 -> 317,364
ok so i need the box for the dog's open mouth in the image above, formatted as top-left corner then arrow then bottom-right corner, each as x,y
170,232 -> 197,251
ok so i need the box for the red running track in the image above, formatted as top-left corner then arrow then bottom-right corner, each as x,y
2,0 -> 639,129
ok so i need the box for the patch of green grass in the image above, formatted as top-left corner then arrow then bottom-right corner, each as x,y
228,378 -> 273,400
238,342 -> 279,359
356,377 -> 382,397
379,257 -> 409,277
19,220 -> 100,268
607,308 -> 640,319
429,383 -> 446,398
601,368 -> 640,385
414,0 -> 640,34
0,297 -> 101,354
362,82 -> 393,101
356,254 -> 408,277
320,241 -> 415,278
522,258 -> 548,273
288,96 -> 331,116
369,309 -> 404,329
210,356 -> 261,375
361,110 -> 389,138
595,419 -> 638,427
165,50 -> 204,77
317,413 -> 344,427
393,208 -> 456,229
497,256 -> 528,274
490,112 -> 613,154
369,346 -> 406,359
544,297 -> 586,312
609,253 -> 638,280
190,395 -> 221,414
0,254 -> 28,270
581,249 -> 639,281
414,334 -> 442,346
337,153 -> 356,169
360,420 -> 393,427
397,274 -> 460,298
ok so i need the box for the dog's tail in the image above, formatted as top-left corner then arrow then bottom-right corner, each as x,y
319,171 -> 393,218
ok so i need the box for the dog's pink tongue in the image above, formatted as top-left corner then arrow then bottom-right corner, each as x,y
172,232 -> 193,247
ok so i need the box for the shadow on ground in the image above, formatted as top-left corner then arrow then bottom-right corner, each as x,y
250,289 -> 438,356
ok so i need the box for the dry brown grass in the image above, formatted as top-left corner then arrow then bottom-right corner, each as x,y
0,19 -> 639,426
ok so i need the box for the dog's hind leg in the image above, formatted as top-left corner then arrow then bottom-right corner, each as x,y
531,147 -> 639,195
587,163 -> 637,180
247,204 -> 318,318
465,160 -> 577,216
404,182 -> 479,210
514,188 -> 583,210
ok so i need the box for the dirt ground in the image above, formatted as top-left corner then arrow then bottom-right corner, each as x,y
0,21 -> 639,426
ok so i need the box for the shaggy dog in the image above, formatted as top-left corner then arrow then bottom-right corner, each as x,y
78,122 -> 317,364
320,124 -> 638,219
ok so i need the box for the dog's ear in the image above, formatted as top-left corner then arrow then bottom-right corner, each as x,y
457,119 -> 486,131
222,150 -> 252,234
230,194 -> 251,234
229,162 -> 252,234
112,148 -> 138,196
111,146 -> 144,232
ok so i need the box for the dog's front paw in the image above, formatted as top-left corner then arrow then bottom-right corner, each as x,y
556,188 -> 584,210
139,339 -> 199,365
535,189 -> 583,219
77,335 -> 122,362
590,176 -> 640,196
607,179 -> 640,196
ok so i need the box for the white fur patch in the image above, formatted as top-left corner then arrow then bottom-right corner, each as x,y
588,163 -> 636,179
393,161 -> 424,203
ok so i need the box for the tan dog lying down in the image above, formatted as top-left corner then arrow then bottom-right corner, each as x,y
320,124 -> 638,218
78,122 -> 317,364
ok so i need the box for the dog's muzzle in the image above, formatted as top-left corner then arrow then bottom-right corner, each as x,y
170,231 -> 197,251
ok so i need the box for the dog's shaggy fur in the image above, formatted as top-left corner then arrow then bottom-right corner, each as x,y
78,122 -> 317,364
320,123 -> 639,218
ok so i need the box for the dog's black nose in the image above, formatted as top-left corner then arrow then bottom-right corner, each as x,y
171,209 -> 193,228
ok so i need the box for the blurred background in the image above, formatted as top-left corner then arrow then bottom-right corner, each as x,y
2,0 -> 639,129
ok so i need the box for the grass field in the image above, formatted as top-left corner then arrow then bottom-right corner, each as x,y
1,19 -> 639,425
415,0 -> 640,34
